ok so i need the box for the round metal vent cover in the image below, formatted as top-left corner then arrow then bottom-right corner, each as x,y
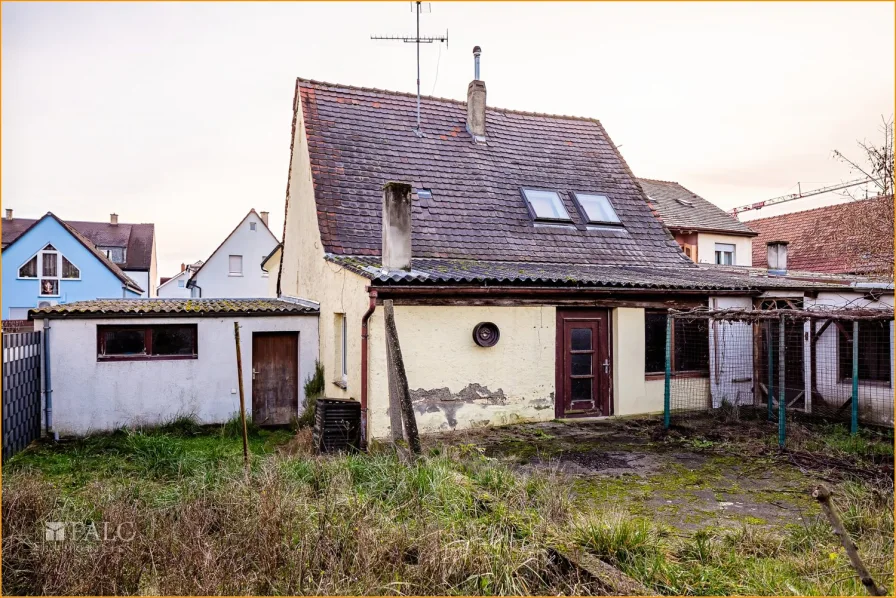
472,322 -> 500,347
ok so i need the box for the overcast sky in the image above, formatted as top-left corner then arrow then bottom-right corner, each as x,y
3,1 -> 893,279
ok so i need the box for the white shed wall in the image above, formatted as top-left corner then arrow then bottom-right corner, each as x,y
35,315 -> 319,435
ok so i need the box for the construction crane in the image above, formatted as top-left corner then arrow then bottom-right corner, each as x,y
729,177 -> 877,216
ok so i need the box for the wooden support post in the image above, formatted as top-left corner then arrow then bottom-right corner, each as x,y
752,322 -> 762,407
766,320 -> 774,422
813,485 -> 886,596
663,314 -> 672,429
851,320 -> 859,435
233,322 -> 250,469
383,300 -> 421,456
385,338 -> 404,441
778,314 -> 786,447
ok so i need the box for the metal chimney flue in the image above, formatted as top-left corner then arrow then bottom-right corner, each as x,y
473,45 -> 481,80
766,241 -> 789,276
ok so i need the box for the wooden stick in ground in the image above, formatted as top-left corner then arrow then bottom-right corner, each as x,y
233,322 -> 250,469
812,485 -> 886,596
383,300 -> 421,456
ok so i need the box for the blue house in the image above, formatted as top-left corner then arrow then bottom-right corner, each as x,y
2,213 -> 143,320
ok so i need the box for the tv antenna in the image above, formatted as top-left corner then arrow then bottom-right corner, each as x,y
371,2 -> 448,136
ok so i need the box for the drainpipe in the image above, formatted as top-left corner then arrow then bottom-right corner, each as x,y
42,319 -> 55,438
360,288 -> 378,447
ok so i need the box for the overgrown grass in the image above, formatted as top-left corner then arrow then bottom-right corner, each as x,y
571,481 -> 894,596
3,417 -> 893,596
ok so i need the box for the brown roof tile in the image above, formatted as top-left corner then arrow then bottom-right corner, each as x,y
2,217 -> 155,271
637,178 -> 756,236
748,197 -> 893,274
297,79 -> 692,268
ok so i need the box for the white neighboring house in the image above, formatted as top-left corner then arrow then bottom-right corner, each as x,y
187,210 -> 279,298
156,260 -> 203,298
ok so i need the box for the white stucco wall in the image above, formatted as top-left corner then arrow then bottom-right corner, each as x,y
123,270 -> 150,298
696,233 -> 753,267
34,314 -> 319,435
192,211 -> 278,298
156,270 -> 191,298
806,291 -> 894,424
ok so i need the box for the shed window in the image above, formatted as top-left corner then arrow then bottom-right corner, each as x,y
838,320 -> 892,383
715,243 -> 735,265
521,189 -> 571,221
229,255 -> 243,275
573,193 -> 621,224
98,324 -> 198,361
645,311 -> 710,375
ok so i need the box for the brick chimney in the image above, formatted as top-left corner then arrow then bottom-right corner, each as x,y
767,241 -> 789,276
5,209 -> 12,220
181,263 -> 186,272
466,46 -> 487,143
259,211 -> 269,227
110,213 -> 119,226
382,182 -> 412,271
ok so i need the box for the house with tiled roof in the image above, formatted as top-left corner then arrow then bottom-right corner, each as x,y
186,209 -> 279,298
1,212 -> 145,319
748,196 -> 894,275
638,178 -> 757,266
272,54 -> 893,441
157,260 -> 203,298
3,210 -> 157,298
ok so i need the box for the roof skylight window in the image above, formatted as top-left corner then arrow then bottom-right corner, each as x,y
416,188 -> 433,200
573,193 -> 621,225
521,189 -> 572,222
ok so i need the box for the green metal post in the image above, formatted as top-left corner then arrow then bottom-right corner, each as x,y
663,314 -> 672,429
778,315 -> 786,447
851,320 -> 859,435
766,320 -> 774,421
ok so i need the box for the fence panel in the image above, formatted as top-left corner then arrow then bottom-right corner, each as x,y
664,307 -> 894,446
2,331 -> 42,462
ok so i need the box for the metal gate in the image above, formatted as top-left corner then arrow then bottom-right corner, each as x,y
3,331 -> 42,462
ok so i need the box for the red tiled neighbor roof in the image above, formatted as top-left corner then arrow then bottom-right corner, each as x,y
296,79 -> 691,268
748,197 -> 893,274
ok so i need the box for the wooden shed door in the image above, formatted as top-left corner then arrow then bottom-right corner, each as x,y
252,332 -> 298,426
556,310 -> 612,418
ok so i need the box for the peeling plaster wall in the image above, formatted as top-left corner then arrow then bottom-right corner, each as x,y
367,306 -> 556,437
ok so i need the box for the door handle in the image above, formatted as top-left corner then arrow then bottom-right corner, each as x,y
252,368 -> 259,380
602,359 -> 610,374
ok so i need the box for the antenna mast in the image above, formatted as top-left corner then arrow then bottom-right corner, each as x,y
371,2 -> 448,136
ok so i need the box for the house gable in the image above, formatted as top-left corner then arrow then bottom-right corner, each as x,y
1,214 -> 142,318
189,210 -> 279,298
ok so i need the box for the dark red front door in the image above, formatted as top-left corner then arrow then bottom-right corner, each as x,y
556,310 -> 611,418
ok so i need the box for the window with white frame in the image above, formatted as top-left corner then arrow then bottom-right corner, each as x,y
178,280 -> 185,288
334,313 -> 348,387
714,243 -> 735,265
228,255 -> 243,275
572,192 -> 621,225
521,188 -> 572,222
250,222 -> 257,231
18,244 -> 80,297
98,246 -> 126,263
